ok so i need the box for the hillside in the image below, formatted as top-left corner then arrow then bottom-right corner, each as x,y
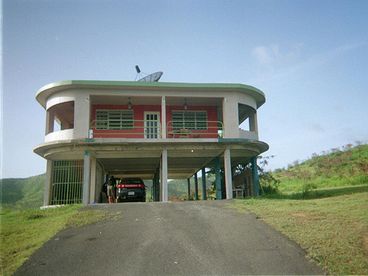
0,174 -> 45,209
274,144 -> 368,193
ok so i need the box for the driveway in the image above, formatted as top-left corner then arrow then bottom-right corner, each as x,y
15,200 -> 323,275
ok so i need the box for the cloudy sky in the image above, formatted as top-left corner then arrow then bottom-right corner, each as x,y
2,0 -> 368,178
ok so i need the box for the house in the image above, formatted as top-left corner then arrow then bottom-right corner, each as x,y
34,80 -> 269,205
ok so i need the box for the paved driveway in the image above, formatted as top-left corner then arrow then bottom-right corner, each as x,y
15,201 -> 323,275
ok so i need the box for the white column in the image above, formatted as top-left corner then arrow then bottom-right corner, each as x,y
224,147 -> 233,199
74,94 -> 90,139
89,156 -> 97,203
161,96 -> 166,138
161,147 -> 168,202
44,160 -> 53,206
83,151 -> 91,205
222,97 -> 239,138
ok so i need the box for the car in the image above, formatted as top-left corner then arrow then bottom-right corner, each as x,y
116,178 -> 146,202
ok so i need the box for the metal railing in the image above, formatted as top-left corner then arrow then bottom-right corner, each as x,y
89,119 -> 224,139
90,120 -> 161,139
167,121 -> 223,139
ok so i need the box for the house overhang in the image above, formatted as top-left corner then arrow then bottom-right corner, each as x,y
33,139 -> 269,179
35,80 -> 266,109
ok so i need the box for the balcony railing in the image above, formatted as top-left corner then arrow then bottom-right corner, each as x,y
167,121 -> 223,139
90,120 -> 161,139
89,120 -> 224,139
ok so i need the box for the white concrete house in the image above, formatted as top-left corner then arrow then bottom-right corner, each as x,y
34,80 -> 269,205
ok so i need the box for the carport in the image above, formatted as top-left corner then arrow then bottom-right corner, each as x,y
81,139 -> 265,204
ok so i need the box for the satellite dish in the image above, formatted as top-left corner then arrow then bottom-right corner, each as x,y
135,65 -> 163,82
138,71 -> 163,82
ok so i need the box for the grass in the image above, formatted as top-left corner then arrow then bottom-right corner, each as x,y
0,205 -> 107,276
231,190 -> 368,275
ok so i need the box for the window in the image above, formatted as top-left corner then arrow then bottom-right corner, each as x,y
172,111 -> 207,130
95,110 -> 134,130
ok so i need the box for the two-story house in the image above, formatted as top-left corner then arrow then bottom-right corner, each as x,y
34,80 -> 269,205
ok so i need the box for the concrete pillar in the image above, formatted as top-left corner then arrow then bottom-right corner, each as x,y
161,147 -> 168,202
44,160 -> 53,206
74,95 -> 91,139
89,156 -> 97,203
215,156 -> 222,200
224,147 -> 233,199
161,96 -> 166,138
201,167 -> 207,200
222,97 -> 239,138
83,151 -> 91,205
187,178 -> 191,200
251,156 -> 260,196
249,111 -> 258,133
194,172 -> 199,200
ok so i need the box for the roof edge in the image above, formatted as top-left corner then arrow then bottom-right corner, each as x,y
36,80 -> 266,108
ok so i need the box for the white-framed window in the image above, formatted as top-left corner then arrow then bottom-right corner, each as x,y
172,111 -> 207,130
95,110 -> 134,130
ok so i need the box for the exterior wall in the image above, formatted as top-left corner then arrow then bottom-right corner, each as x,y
166,105 -> 218,138
91,104 -> 160,138
91,104 -> 219,139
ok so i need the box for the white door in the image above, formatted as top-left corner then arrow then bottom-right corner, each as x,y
144,112 -> 160,139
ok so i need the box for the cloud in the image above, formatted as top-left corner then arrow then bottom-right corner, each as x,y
249,41 -> 368,85
251,43 -> 303,66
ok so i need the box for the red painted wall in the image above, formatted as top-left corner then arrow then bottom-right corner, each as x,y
91,104 -> 218,139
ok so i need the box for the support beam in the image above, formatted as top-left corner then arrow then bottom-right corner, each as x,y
215,156 -> 222,200
161,96 -> 166,138
201,167 -> 207,200
194,172 -> 199,200
161,147 -> 168,202
83,151 -> 91,205
224,147 -> 233,199
44,160 -> 53,206
89,156 -> 97,203
251,156 -> 260,196
187,178 -> 191,200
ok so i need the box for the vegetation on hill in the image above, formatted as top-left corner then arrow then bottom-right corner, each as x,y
265,143 -> 368,195
1,174 -> 45,209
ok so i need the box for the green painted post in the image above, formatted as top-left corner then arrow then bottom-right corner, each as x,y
187,178 -> 191,200
251,157 -> 260,196
194,172 -> 199,200
215,156 -> 222,200
201,168 -> 207,200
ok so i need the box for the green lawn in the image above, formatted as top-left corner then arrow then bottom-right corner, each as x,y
231,189 -> 368,275
0,205 -> 107,276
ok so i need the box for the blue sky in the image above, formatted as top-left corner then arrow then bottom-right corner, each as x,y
2,0 -> 368,178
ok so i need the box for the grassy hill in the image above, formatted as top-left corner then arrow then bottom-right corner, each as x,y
0,174 -> 45,209
273,143 -> 368,194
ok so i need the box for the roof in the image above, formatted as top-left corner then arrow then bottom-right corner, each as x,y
36,80 -> 266,108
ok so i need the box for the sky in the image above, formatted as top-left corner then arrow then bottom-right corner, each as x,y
2,0 -> 368,178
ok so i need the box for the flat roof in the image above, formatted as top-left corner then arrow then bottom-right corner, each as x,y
36,80 -> 266,108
